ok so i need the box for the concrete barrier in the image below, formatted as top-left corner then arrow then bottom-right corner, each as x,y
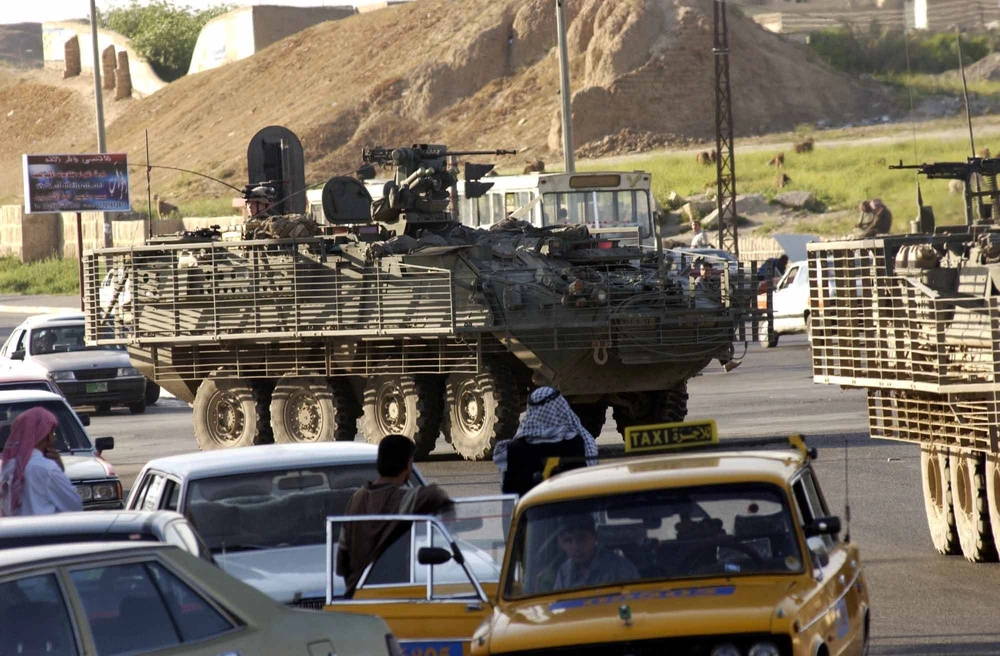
0,206 -> 60,262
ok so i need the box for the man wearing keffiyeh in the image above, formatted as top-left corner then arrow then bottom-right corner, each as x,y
494,386 -> 598,479
0,406 -> 82,517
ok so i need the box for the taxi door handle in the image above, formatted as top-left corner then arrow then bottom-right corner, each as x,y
466,603 -> 483,611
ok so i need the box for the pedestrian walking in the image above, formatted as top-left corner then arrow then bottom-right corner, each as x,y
0,407 -> 82,517
495,387 -> 598,496
690,221 -> 711,248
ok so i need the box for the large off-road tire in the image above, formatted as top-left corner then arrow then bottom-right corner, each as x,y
949,450 -> 998,562
921,447 -> 960,555
193,378 -> 269,450
612,384 -> 689,436
571,401 -> 609,438
270,377 -> 359,443
443,362 -> 525,461
985,454 -> 1000,555
144,381 -> 161,406
362,375 -> 442,459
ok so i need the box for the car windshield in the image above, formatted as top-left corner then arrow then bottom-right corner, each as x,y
503,483 -> 803,599
0,382 -> 53,393
0,400 -> 92,453
29,325 -> 121,354
185,464 -> 411,552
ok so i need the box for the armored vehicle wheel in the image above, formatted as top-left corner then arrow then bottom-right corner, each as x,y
144,381 -> 161,406
362,376 -> 442,459
271,378 -> 359,443
921,447 -> 959,555
444,363 -> 524,462
612,384 -> 688,436
986,454 -> 1000,555
193,379 -> 269,450
571,402 -> 608,438
949,451 -> 997,562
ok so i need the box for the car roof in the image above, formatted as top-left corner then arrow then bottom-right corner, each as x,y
19,313 -> 85,328
519,448 -> 807,508
0,541 -> 167,570
0,390 -> 66,404
0,510 -> 185,537
142,442 -> 381,479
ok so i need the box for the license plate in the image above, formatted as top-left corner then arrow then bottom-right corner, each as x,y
85,382 -> 108,393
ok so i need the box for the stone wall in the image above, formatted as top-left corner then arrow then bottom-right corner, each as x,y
0,206 -> 60,262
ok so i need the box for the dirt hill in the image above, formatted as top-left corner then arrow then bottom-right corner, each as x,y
0,0 -> 891,204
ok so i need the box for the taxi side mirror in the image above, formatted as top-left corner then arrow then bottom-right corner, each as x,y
417,546 -> 453,566
10,350 -> 24,360
804,516 -> 841,538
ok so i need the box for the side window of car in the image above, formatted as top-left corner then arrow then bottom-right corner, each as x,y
69,560 -> 235,655
5,329 -> 26,359
780,266 -> 799,289
163,480 -> 180,511
132,473 -> 166,511
793,468 -> 836,555
0,572 -> 79,655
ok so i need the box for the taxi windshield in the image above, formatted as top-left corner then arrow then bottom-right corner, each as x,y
503,483 -> 803,599
0,400 -> 92,453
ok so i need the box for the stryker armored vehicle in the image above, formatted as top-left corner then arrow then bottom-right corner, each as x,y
84,127 -> 758,460
809,155 -> 1000,562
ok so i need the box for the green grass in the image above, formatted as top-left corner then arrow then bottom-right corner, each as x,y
0,257 -> 79,295
583,135 -> 990,235
879,72 -> 1000,106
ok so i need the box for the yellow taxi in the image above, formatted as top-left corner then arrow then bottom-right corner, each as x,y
325,427 -> 870,656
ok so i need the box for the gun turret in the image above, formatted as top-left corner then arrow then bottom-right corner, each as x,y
363,144 -> 515,236
891,157 -> 1000,226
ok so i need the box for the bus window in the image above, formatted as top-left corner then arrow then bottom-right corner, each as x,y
619,191 -> 636,225
593,192 -> 616,228
476,196 -> 490,227
490,194 -> 506,224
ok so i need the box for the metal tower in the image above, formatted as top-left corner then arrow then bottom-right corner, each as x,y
713,0 -> 738,256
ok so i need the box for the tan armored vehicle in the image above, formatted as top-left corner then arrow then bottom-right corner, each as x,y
85,128 -> 757,460
809,156 -> 1000,562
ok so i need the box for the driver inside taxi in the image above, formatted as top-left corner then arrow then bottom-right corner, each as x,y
552,514 -> 638,591
30,331 -> 57,355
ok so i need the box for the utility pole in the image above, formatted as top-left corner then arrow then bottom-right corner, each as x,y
89,0 -> 107,153
713,0 -> 738,256
555,0 -> 575,173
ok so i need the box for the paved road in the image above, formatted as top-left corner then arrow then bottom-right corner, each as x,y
3,311 -> 1000,654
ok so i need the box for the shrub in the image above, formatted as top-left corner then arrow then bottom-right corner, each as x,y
808,27 -> 999,75
100,0 -> 230,81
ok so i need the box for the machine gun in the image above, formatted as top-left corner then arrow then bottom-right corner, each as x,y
358,144 -> 516,235
891,157 -> 1000,227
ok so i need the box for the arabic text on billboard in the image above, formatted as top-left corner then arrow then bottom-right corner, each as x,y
23,153 -> 131,213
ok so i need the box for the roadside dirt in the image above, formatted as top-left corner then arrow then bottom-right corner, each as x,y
1,0 -> 893,204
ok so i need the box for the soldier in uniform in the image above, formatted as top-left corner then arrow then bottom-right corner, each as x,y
856,198 -> 892,238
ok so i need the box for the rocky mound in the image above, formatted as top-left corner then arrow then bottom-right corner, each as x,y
1,0 -> 891,203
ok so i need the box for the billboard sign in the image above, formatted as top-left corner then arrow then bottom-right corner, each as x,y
22,153 -> 131,213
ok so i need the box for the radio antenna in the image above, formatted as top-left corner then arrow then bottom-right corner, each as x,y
956,27 -> 976,158
843,436 -> 851,543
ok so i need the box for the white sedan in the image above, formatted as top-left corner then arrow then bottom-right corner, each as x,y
127,442 -> 428,607
759,259 -> 809,347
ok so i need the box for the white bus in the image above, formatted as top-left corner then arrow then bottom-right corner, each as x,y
307,170 -> 656,244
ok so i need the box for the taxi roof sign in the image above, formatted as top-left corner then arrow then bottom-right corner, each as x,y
623,419 -> 718,454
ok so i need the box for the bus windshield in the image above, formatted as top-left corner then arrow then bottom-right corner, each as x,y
541,190 -> 652,238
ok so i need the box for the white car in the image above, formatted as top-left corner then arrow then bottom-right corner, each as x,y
0,390 -> 123,509
759,259 -> 809,347
0,313 -> 147,413
127,442 -> 428,607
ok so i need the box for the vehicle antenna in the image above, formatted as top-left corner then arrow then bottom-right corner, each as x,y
956,27 -> 976,158
144,130 -> 152,238
843,436 -> 851,543
129,163 -> 244,193
902,28 -> 919,164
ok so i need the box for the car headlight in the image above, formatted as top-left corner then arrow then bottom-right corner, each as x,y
711,644 -> 742,656
92,482 -> 120,501
385,633 -> 403,656
117,367 -> 140,377
75,484 -> 93,501
748,643 -> 781,656
51,371 -> 76,381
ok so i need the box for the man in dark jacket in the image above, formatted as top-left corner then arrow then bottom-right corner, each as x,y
336,434 -> 452,594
